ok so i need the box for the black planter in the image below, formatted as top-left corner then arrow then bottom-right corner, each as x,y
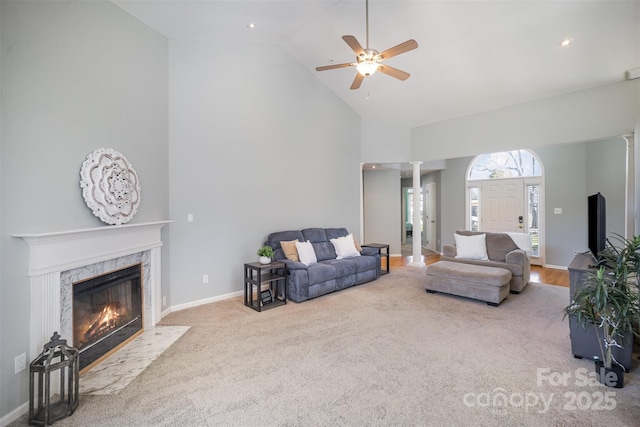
595,360 -> 625,388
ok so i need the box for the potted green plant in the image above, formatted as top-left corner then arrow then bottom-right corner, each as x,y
564,234 -> 640,388
257,246 -> 274,265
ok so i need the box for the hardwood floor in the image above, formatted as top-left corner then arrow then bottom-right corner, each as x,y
387,253 -> 570,287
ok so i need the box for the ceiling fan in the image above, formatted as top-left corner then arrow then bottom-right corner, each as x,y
315,0 -> 418,90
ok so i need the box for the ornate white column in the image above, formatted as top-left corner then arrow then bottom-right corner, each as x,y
409,161 -> 423,267
623,134 -> 635,238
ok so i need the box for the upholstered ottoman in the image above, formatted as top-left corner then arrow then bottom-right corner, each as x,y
425,261 -> 512,306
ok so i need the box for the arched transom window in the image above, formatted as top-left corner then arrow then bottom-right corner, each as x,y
468,150 -> 542,180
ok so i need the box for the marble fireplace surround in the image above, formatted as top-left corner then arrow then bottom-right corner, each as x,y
13,220 -> 172,363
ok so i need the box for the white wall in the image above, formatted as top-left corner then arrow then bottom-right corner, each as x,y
168,40 -> 361,306
0,1 -> 168,421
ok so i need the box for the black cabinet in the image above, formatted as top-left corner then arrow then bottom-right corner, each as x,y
567,253 -> 633,370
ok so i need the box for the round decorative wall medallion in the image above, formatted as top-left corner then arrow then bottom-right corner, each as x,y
80,148 -> 141,225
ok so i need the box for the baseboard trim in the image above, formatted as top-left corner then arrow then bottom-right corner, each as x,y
1,401 -> 28,427
543,264 -> 568,270
2,291 -> 244,426
162,290 -> 244,317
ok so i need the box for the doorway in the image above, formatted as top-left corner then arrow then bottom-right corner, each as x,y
403,187 -> 422,243
466,150 -> 544,265
424,182 -> 436,251
402,182 -> 437,255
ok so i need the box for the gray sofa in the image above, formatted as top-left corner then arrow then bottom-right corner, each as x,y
441,230 -> 530,293
265,228 -> 381,302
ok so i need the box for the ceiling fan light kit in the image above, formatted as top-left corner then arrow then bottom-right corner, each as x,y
356,60 -> 378,76
316,0 -> 417,90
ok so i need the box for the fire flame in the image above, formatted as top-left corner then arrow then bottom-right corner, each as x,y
80,304 -> 122,347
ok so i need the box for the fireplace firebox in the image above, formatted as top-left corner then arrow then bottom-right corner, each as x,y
73,263 -> 143,371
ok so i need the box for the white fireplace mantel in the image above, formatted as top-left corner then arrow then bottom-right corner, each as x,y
13,220 -> 173,276
13,220 -> 173,361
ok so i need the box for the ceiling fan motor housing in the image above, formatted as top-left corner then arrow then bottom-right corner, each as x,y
360,49 -> 379,60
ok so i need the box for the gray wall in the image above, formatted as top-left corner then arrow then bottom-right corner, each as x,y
411,80 -> 639,162
535,144 -> 588,266
168,39 -> 361,306
439,157 -> 473,250
410,80 -> 637,268
436,140 -> 626,267
0,0 -> 168,419
364,83 -> 637,265
361,118 -> 411,163
538,139 -> 625,266
0,2 -> 362,420
364,169 -> 401,255
1,1 -> 638,422
585,138 -> 627,241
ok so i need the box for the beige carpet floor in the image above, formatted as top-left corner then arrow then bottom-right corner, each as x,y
12,266 -> 640,426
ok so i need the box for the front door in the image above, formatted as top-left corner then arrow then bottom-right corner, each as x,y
424,183 -> 436,251
480,179 -> 524,232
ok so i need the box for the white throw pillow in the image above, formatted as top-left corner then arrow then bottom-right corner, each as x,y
454,233 -> 489,260
295,240 -> 317,266
330,234 -> 361,259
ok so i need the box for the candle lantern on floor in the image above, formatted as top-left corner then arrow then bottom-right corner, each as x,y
29,332 -> 79,426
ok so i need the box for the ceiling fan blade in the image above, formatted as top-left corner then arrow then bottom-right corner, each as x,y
315,63 -> 355,72
377,64 -> 410,81
377,39 -> 418,61
350,73 -> 365,90
342,35 -> 365,56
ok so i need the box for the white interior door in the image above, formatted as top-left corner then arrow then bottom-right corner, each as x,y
424,183 -> 436,251
480,179 -> 524,232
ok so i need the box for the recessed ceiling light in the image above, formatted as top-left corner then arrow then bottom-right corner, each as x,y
247,23 -> 256,29
559,38 -> 574,47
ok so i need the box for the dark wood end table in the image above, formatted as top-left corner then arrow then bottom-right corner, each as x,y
244,261 -> 287,312
362,243 -> 390,275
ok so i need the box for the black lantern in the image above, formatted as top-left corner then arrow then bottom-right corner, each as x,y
29,332 -> 79,426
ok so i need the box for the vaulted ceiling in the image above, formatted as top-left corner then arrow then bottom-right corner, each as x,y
114,0 -> 640,129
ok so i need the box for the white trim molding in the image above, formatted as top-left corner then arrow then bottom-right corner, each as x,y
622,133 -> 635,239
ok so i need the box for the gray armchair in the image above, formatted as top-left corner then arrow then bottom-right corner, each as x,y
442,230 -> 531,293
